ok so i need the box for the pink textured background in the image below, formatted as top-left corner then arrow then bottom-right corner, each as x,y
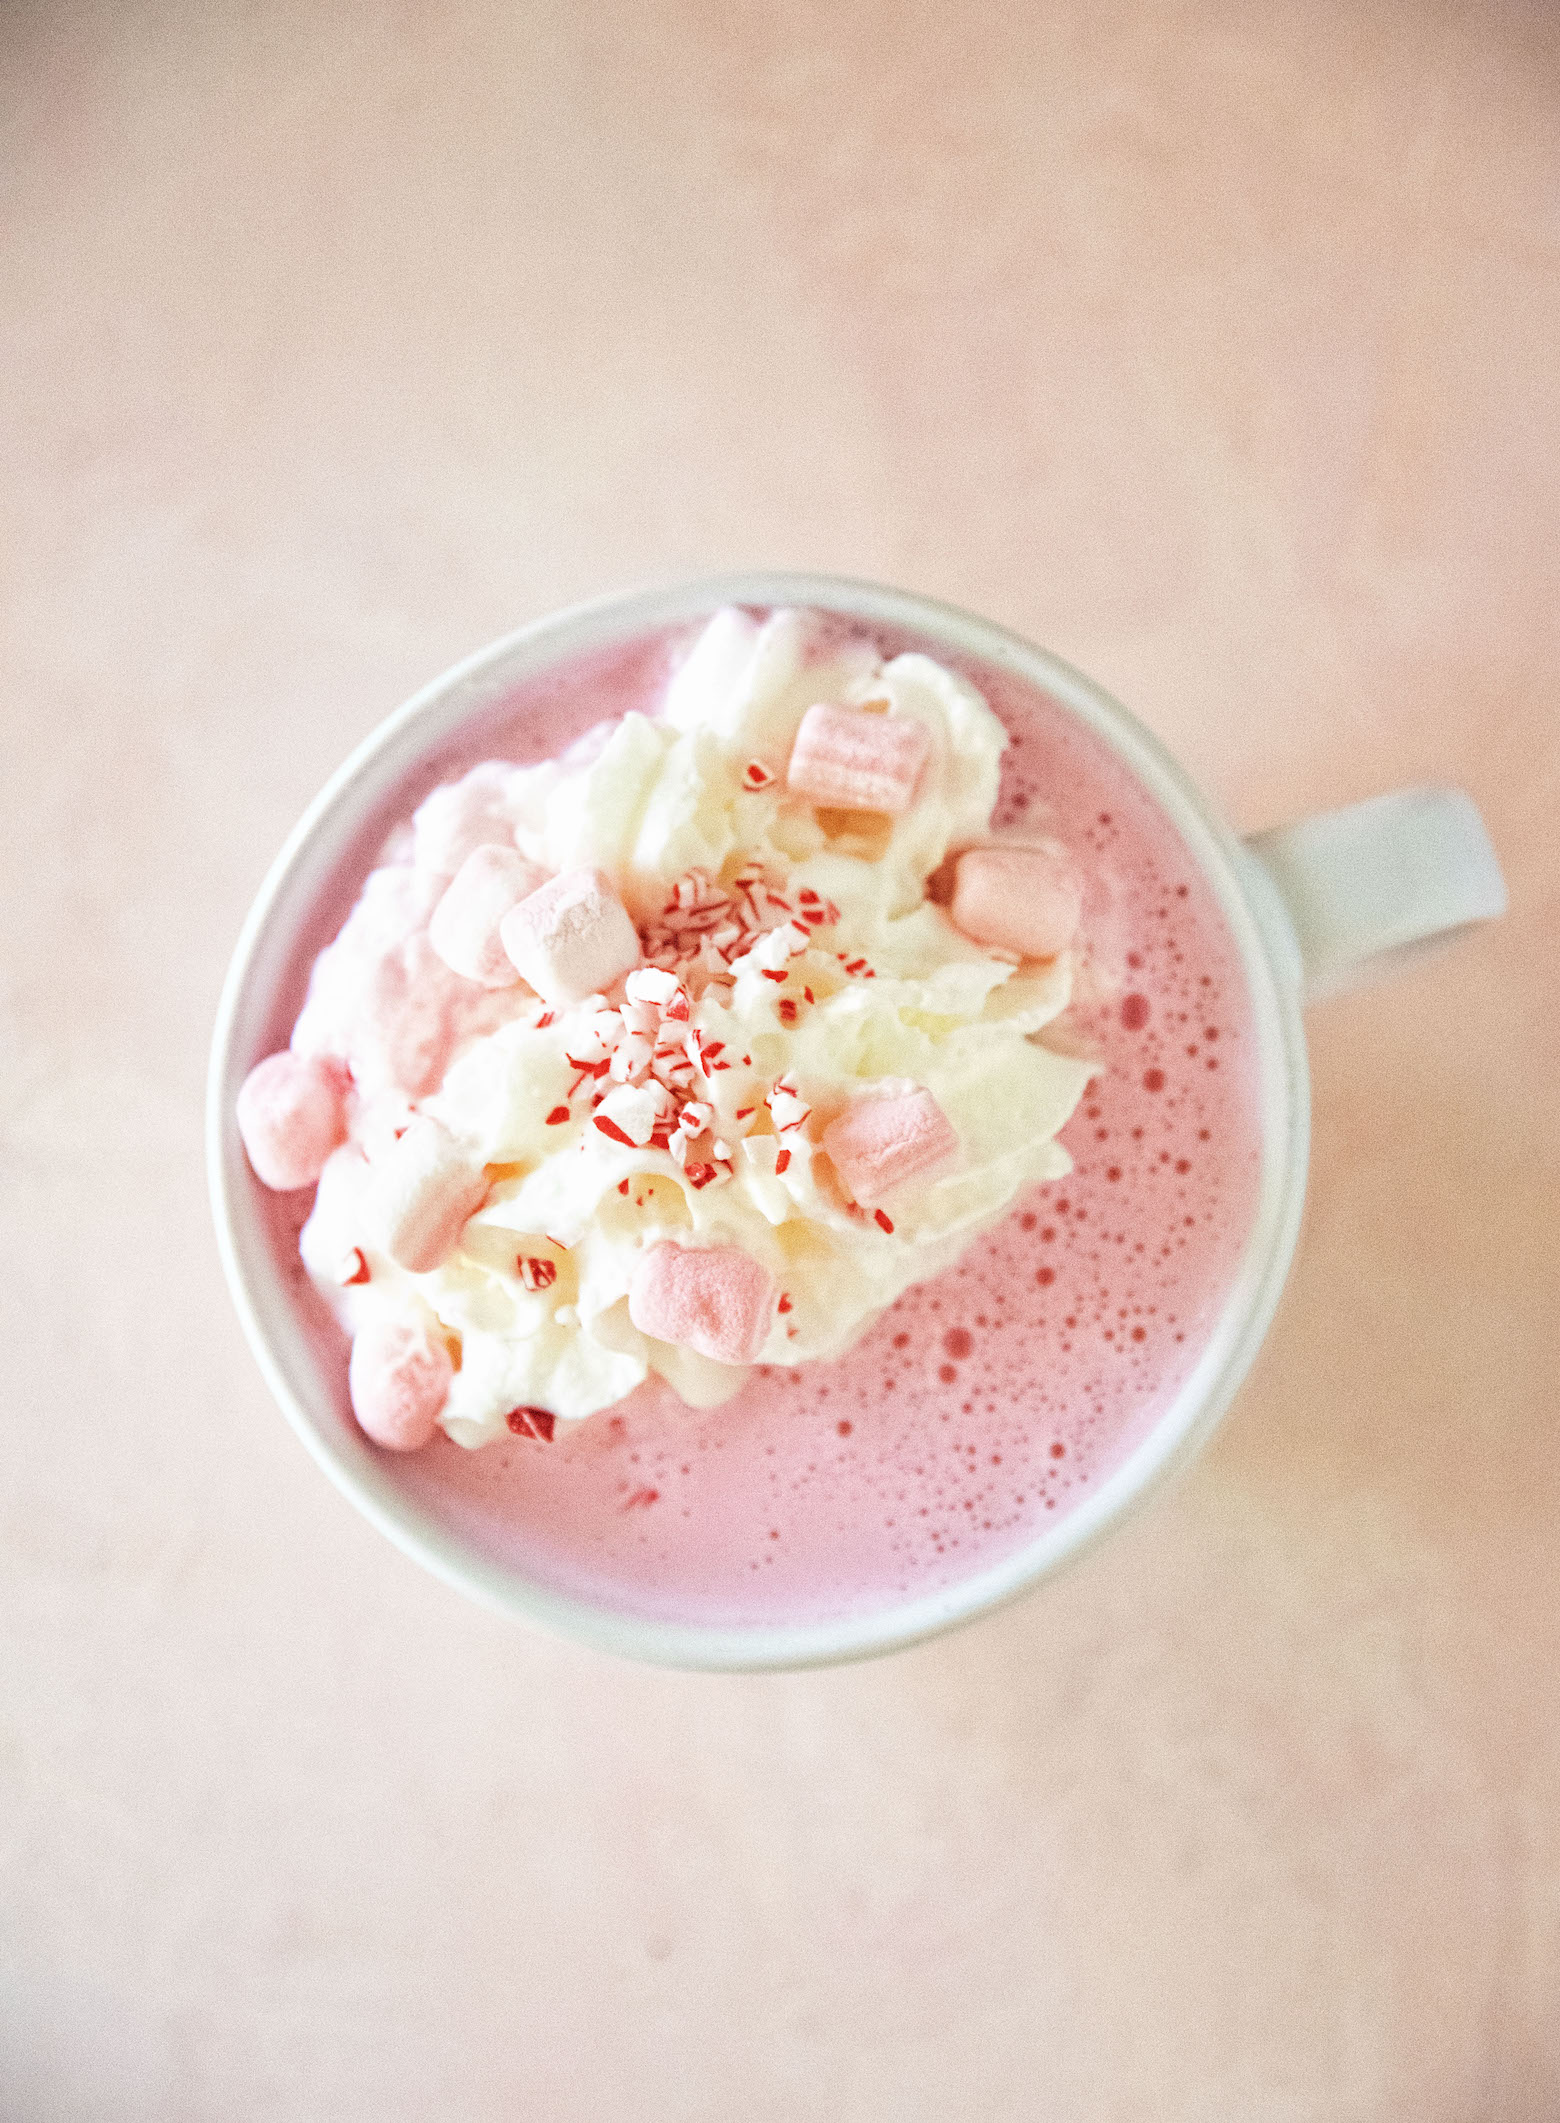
3,2 -> 1556,2115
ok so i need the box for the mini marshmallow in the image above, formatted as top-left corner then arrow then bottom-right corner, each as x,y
949,843 -> 1083,962
786,703 -> 932,815
236,1051 -> 347,1191
628,1242 -> 776,1365
365,1115 -> 488,1273
429,845 -> 547,987
349,1316 -> 452,1450
821,1084 -> 959,1206
499,866 -> 642,1006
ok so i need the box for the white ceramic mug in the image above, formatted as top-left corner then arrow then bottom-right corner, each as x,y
208,574 -> 1507,1668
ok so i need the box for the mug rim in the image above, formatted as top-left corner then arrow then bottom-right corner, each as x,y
207,570 -> 1310,1670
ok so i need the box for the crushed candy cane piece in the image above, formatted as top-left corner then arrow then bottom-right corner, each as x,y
767,1080 -> 811,1132
625,966 -> 682,1006
593,1082 -> 662,1147
505,1405 -> 557,1441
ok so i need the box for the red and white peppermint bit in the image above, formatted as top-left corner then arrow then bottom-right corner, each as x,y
517,1255 -> 558,1291
777,1292 -> 793,1314
767,1078 -> 811,1132
742,759 -> 776,790
686,1028 -> 718,1077
620,998 -> 660,1039
567,1010 -> 619,1066
335,1246 -> 371,1286
638,865 -> 799,994
505,1405 -> 557,1441
684,1161 -> 719,1189
673,869 -> 718,911
609,1031 -> 655,1082
774,1147 -> 792,1175
624,967 -> 682,1007
593,1080 -> 665,1147
874,1209 -> 895,1233
649,1078 -> 678,1120
750,920 -> 810,975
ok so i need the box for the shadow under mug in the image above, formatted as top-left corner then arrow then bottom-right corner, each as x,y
208,573 -> 1507,1669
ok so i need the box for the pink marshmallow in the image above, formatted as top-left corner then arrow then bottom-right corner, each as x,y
949,844 -> 1083,961
786,703 -> 932,815
365,1115 -> 488,1273
821,1084 -> 960,1206
291,867 -> 525,1101
429,845 -> 548,987
348,1316 -> 451,1451
628,1243 -> 776,1366
236,1051 -> 347,1191
499,866 -> 642,1005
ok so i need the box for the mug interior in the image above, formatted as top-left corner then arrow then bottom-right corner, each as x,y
208,573 -> 1309,1669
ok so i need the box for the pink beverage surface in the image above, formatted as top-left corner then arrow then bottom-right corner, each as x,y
255,617 -> 1263,1631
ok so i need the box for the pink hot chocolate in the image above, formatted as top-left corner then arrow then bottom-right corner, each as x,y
252,618 -> 1264,1635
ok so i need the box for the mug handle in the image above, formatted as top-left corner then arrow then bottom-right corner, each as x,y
1238,787 -> 1508,1002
